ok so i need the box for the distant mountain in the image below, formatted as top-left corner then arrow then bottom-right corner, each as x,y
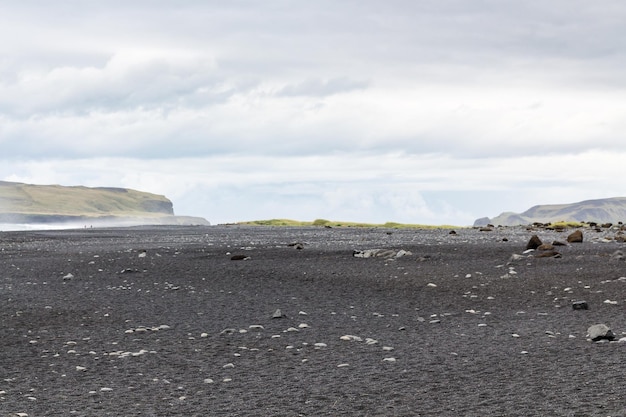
0,181 -> 209,226
474,197 -> 626,227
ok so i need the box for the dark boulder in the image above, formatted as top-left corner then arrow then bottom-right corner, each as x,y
567,230 -> 583,243
526,235 -> 543,250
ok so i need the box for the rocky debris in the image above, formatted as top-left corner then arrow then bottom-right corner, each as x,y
534,250 -> 561,258
526,235 -> 543,250
125,324 -> 171,334
353,249 -> 412,259
609,250 -> 625,262
62,273 -> 75,281
567,230 -> 583,243
537,243 -> 554,251
230,254 -> 251,260
572,301 -> 588,310
287,242 -> 305,249
586,324 -> 615,342
509,253 -> 526,262
552,240 -> 567,246
120,268 -> 141,274
272,309 -> 286,319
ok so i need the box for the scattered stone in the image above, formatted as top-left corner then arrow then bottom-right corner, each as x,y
586,324 -> 615,341
552,240 -> 567,246
509,253 -> 525,262
340,335 -> 362,342
572,301 -> 588,310
272,309 -> 285,319
526,235 -> 542,250
537,243 -> 554,251
353,249 -> 412,259
230,254 -> 250,260
567,230 -> 583,243
603,299 -> 618,305
534,250 -> 561,258
382,357 -> 397,362
610,250 -> 625,262
62,273 -> 74,281
337,363 -> 350,368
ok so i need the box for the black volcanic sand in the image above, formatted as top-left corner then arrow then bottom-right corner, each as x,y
1,225 -> 625,416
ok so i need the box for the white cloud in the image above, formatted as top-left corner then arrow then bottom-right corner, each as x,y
1,1 -> 626,225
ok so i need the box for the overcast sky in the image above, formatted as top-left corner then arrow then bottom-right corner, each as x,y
2,1 -> 625,225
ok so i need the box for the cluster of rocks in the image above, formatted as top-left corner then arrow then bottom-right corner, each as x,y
352,248 -> 412,259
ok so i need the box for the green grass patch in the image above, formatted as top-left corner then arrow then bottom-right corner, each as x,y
550,220 -> 586,228
238,218 -> 460,229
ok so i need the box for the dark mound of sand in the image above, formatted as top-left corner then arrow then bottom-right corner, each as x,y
1,225 -> 624,416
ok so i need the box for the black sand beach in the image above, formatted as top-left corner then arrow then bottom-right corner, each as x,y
1,225 -> 625,416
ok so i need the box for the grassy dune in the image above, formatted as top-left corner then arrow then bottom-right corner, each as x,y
238,218 -> 459,229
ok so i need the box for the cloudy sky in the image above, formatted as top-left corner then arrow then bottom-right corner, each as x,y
2,1 -> 625,225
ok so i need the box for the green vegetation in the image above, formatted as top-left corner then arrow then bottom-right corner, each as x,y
238,218 -> 459,229
0,181 -> 173,218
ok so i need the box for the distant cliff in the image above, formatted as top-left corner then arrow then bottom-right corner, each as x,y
474,197 -> 626,226
0,181 -> 209,226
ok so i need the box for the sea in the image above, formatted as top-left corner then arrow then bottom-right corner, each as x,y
0,223 -> 86,232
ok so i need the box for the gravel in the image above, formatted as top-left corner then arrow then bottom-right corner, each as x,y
1,224 -> 625,416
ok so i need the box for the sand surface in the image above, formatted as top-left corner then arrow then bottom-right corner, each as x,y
1,225 -> 625,416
